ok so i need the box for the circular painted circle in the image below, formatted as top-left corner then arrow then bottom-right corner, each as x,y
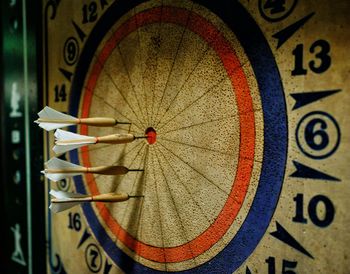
296,111 -> 340,159
69,0 -> 287,273
63,37 -> 79,66
56,178 -> 71,192
258,0 -> 298,22
85,243 -> 102,273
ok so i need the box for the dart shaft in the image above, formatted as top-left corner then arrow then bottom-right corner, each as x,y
56,133 -> 135,145
96,133 -> 135,144
79,117 -> 117,126
37,118 -> 78,124
38,117 -> 122,126
45,165 -> 129,175
56,138 -> 96,144
88,166 -> 129,174
52,193 -> 130,203
92,193 -> 129,202
45,167 -> 87,174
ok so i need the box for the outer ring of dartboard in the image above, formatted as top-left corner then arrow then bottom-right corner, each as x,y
258,0 -> 298,22
69,0 -> 287,273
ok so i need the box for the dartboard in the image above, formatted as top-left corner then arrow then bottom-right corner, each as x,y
43,0 -> 350,273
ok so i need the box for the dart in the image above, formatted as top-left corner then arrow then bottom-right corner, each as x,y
35,106 -> 131,131
42,157 -> 144,181
49,189 -> 143,213
53,129 -> 144,154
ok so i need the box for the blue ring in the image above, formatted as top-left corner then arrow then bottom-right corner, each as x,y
69,0 -> 287,273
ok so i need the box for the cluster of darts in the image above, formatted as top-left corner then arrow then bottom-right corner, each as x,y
35,106 -> 144,213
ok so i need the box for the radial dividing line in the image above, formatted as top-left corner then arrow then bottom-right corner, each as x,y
151,3 -> 194,125
147,3 -> 164,126
159,137 -> 262,165
138,4 -> 164,126
116,41 -> 148,125
138,32 -> 156,126
154,146 -> 197,261
77,144 -> 143,190
78,137 -> 143,165
159,106 -> 262,136
92,92 -> 144,131
80,145 -> 142,188
120,193 -> 145,249
81,143 -> 144,185
156,58 -> 249,129
158,137 -> 235,157
135,7 -> 148,126
115,140 -> 146,169
78,143 -> 147,227
156,145 -> 212,224
91,90 -> 135,125
75,143 -> 145,190
154,45 -> 211,128
111,140 -> 146,167
157,141 -> 230,196
113,147 -> 148,248
77,144 -> 113,155
151,148 -> 168,268
113,146 -> 149,248
109,10 -> 146,124
113,125 -> 139,134
139,37 -> 151,126
128,146 -> 148,195
94,55 -> 146,127
157,75 -> 227,131
116,145 -> 147,241
111,142 -> 147,192
82,173 -> 104,191
135,145 -> 150,252
243,156 -> 262,164
160,114 -> 237,135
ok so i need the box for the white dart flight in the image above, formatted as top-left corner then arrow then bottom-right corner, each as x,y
42,157 -> 143,181
53,129 -> 137,154
49,189 -> 143,213
35,106 -> 130,131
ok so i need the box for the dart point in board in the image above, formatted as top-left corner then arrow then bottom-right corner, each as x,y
35,106 -> 131,131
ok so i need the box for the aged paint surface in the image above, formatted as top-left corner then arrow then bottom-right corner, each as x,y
43,0 -> 350,273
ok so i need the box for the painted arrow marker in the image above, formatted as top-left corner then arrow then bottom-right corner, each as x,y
273,12 -> 315,48
290,161 -> 340,181
291,89 -> 341,110
270,222 -> 314,259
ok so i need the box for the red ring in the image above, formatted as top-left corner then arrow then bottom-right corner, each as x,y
80,6 -> 255,263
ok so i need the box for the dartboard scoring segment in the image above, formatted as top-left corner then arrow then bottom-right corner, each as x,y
43,0 -> 350,273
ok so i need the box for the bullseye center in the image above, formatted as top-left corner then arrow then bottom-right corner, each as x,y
145,127 -> 157,144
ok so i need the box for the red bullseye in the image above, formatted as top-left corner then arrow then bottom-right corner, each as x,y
145,127 -> 157,144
